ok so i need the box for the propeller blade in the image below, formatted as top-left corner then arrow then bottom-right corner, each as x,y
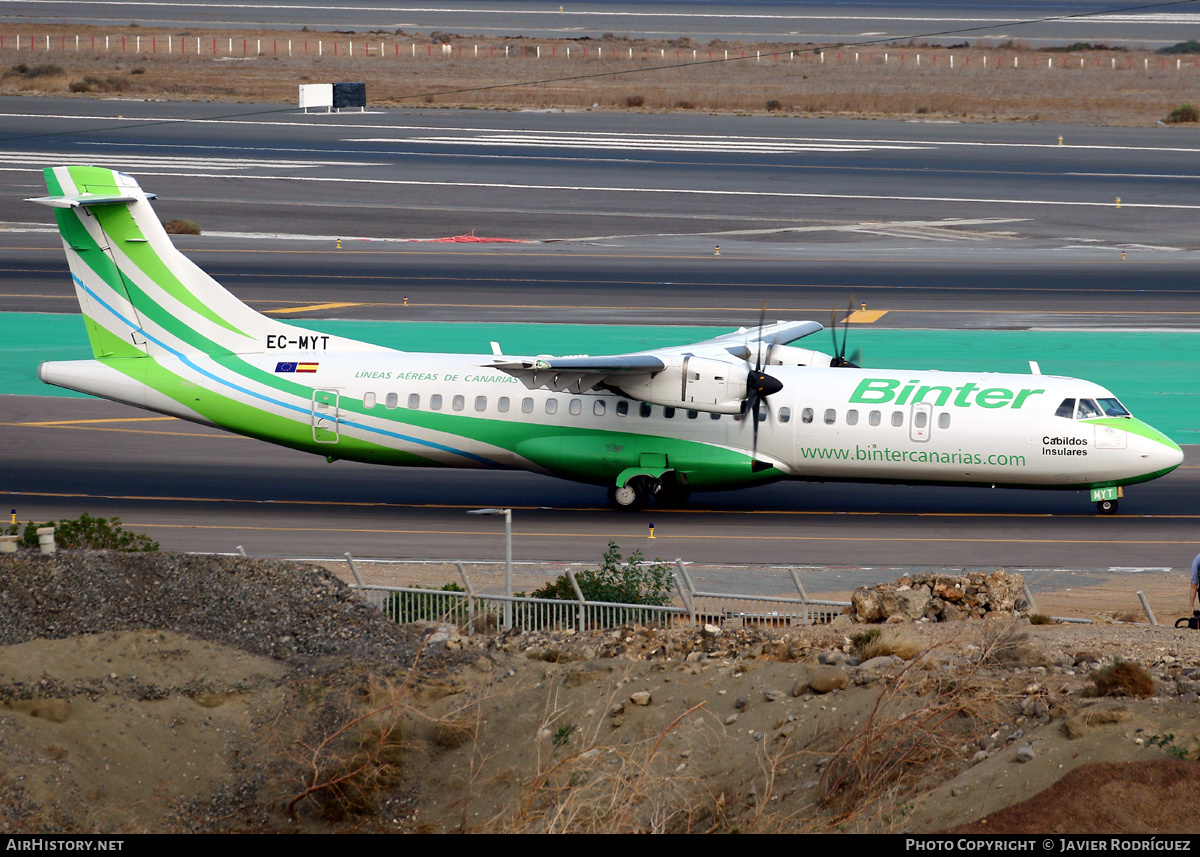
755,301 -> 767,373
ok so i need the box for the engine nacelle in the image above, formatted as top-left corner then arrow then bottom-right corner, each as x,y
614,356 -> 750,414
767,344 -> 833,368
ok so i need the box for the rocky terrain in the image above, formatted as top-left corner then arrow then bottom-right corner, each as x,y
1,550 -> 1199,833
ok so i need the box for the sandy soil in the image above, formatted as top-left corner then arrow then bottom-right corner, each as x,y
4,575 -> 1200,833
2,24 -> 1199,124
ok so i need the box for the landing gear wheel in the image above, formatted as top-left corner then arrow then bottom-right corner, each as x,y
608,480 -> 649,512
1096,499 -> 1119,515
654,482 -> 692,508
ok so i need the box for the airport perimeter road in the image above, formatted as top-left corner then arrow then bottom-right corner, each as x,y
4,396 -> 1197,569
1,1 -> 1195,47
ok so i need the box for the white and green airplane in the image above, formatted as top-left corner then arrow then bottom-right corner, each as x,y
31,166 -> 1183,514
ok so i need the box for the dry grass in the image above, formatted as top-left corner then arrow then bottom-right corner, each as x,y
816,641 -> 1012,829
976,622 -> 1046,669
1,24 -> 1197,123
483,700 -> 715,834
852,627 -> 923,661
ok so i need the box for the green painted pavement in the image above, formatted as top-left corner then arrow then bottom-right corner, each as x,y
2,313 -> 1195,443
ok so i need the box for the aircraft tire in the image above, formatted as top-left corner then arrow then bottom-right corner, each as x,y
1096,499 -> 1119,515
654,483 -> 692,508
608,481 -> 648,512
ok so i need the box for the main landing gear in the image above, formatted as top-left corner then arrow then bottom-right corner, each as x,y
607,474 -> 691,511
1096,499 -> 1118,515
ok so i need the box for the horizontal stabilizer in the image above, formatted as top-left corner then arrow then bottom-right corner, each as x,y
28,192 -> 156,209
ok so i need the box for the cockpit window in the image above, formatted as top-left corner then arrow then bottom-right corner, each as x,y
1097,397 -> 1131,417
1055,398 -> 1075,419
1075,398 -> 1102,419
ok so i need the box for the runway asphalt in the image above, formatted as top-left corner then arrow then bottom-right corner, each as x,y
2,1 -> 1194,47
2,98 -> 1197,577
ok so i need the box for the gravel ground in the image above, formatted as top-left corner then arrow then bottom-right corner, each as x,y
3,550 -> 1200,833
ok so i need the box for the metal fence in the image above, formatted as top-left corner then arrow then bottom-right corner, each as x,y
351,557 -> 850,634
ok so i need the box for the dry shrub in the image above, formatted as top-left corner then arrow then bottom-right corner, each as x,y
976,621 -> 1045,668
163,218 -> 201,235
489,702 -> 714,833
1166,103 -> 1198,123
624,94 -> 645,107
276,676 -> 412,820
855,628 -> 922,661
817,651 -> 1005,826
1085,659 -> 1156,699
1028,613 -> 1056,625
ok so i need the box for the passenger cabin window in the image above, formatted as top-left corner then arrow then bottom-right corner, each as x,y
687,409 -> 698,419
869,410 -> 881,426
1055,398 -> 1076,418
521,398 -> 534,414
430,394 -> 443,411
386,393 -> 399,410
363,392 -> 376,409
914,411 -> 928,429
778,407 -> 791,423
404,393 -> 416,410
569,399 -> 582,415
1075,398 -> 1102,419
640,402 -> 652,418
545,398 -> 558,415
594,400 -> 606,416
664,407 -> 676,419
710,412 -> 722,420
616,401 -> 629,416
845,409 -> 859,426
938,413 -> 951,429
891,411 -> 903,427
452,395 -> 465,412
498,397 -> 510,413
824,409 -> 836,425
475,396 -> 487,412
801,408 -> 814,424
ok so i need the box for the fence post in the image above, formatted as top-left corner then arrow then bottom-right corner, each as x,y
1137,591 -> 1157,625
344,551 -> 366,600
455,561 -> 476,633
1022,584 -> 1040,616
673,559 -> 696,626
236,545 -> 247,556
566,567 -> 586,633
787,566 -> 810,625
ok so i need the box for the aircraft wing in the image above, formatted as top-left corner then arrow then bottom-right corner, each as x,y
489,320 -> 824,395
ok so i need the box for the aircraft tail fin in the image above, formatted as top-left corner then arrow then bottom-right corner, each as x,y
30,165 -> 378,360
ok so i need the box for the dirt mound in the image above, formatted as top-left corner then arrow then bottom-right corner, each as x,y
950,761 -> 1200,833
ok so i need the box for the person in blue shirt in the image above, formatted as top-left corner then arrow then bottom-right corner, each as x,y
1192,552 -> 1200,613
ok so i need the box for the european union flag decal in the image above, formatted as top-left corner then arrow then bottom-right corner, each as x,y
275,362 -> 298,373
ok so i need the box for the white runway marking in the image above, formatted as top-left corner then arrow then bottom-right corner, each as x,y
0,150 -> 380,171
5,163 -> 1198,212
350,133 -> 930,155
5,110 -> 1200,156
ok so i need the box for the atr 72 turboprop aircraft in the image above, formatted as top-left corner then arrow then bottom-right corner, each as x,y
31,166 -> 1184,514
